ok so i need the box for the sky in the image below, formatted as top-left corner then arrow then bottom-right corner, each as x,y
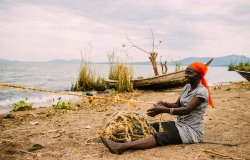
0,0 -> 249,62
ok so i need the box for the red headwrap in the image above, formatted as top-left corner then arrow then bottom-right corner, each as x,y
189,62 -> 214,108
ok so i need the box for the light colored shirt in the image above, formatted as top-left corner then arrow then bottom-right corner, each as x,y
175,83 -> 208,143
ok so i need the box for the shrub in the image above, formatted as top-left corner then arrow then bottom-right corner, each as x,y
12,101 -> 32,112
108,52 -> 133,92
53,101 -> 71,109
95,76 -> 106,91
228,61 -> 250,71
228,61 -> 237,71
71,63 -> 106,91
116,64 -> 133,92
175,60 -> 182,72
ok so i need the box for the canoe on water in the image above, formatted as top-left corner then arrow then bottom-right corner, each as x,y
105,58 -> 214,90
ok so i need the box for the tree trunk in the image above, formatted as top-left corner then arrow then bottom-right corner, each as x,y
149,52 -> 159,76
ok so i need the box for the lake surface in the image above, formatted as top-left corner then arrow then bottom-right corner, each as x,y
0,62 -> 246,113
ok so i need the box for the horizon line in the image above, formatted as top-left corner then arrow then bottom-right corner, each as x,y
0,54 -> 249,63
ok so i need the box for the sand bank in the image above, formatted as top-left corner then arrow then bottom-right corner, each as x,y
0,82 -> 249,160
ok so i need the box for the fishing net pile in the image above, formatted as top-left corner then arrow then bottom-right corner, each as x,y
99,111 -> 157,143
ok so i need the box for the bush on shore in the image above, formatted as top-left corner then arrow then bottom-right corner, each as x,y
228,61 -> 250,71
108,53 -> 133,92
53,101 -> 71,109
71,63 -> 106,91
12,101 -> 32,112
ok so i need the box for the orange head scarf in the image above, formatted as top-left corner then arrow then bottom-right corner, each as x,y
189,62 -> 214,108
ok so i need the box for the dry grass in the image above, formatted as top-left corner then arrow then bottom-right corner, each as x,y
116,64 -> 133,92
71,63 -> 106,91
108,53 -> 133,92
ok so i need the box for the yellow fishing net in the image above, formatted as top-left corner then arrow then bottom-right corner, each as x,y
99,111 -> 157,143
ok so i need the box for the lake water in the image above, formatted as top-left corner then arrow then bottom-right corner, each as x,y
0,62 -> 246,113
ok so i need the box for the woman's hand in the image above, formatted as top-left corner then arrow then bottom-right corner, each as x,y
147,104 -> 165,117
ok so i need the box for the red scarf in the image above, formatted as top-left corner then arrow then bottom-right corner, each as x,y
189,62 -> 214,108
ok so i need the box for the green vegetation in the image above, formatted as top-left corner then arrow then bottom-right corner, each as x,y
12,101 -> 32,112
53,101 -> 71,109
228,61 -> 250,71
175,60 -> 182,72
71,63 -> 106,91
108,52 -> 133,92
228,62 -> 237,71
110,88 -> 118,94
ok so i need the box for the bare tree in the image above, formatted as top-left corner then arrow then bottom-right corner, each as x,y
124,29 -> 163,76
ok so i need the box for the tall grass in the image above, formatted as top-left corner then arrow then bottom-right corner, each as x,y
228,61 -> 237,71
116,64 -> 133,92
175,60 -> 182,72
71,63 -> 106,91
108,52 -> 133,92
228,61 -> 250,71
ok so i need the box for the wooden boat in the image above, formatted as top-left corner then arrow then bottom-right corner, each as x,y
235,70 -> 250,81
105,58 -> 214,90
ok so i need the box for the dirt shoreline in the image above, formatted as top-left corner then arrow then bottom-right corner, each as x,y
1,82 -> 249,160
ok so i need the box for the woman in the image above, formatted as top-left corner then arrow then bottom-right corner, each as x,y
101,62 -> 214,154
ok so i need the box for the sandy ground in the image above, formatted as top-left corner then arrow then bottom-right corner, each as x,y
0,82 -> 249,160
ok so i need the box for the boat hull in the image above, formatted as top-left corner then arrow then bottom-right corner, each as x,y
235,70 -> 250,81
105,58 -> 214,90
105,70 -> 187,90
133,70 -> 186,89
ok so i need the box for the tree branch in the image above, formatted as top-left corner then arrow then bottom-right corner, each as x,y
126,36 -> 150,54
150,28 -> 155,51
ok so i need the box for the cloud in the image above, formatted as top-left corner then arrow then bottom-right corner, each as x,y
0,0 -> 249,62
0,3 -> 126,61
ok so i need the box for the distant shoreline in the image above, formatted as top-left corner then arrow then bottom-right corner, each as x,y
0,60 -> 247,67
0,54 -> 249,66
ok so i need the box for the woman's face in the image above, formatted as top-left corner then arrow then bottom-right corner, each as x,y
185,66 -> 200,84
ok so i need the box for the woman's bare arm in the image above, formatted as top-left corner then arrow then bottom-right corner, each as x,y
157,97 -> 181,108
147,97 -> 204,117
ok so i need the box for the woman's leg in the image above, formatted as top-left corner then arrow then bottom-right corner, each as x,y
151,121 -> 182,145
101,121 -> 182,154
101,136 -> 157,155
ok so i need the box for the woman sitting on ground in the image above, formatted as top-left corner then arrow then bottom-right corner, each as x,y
101,62 -> 214,154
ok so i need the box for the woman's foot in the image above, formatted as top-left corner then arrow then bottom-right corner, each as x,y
100,137 -> 124,155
